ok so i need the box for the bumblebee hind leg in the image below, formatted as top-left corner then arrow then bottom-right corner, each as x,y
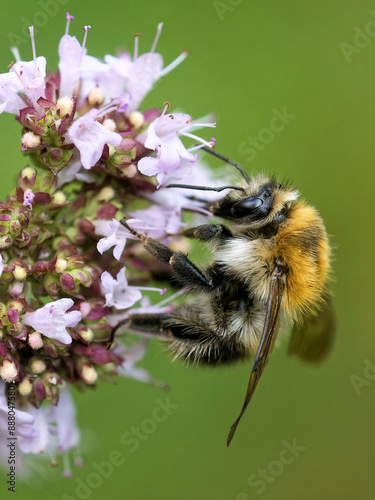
113,308 -> 248,365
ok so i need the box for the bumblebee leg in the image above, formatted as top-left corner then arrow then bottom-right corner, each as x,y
121,218 -> 221,291
106,313 -> 170,349
179,224 -> 232,242
110,310 -> 248,364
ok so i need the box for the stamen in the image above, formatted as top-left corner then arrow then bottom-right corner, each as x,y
186,122 -> 216,129
151,23 -> 163,53
10,47 -> 21,63
137,286 -> 167,296
160,50 -> 188,77
62,453 -> 73,477
133,33 -> 141,60
28,27 -> 37,70
65,13 -> 74,35
96,102 -> 119,119
188,140 -> 215,152
160,101 -> 170,117
155,287 -> 187,307
74,456 -> 84,467
81,25 -> 91,61
47,448 -> 58,466
181,131 -> 213,148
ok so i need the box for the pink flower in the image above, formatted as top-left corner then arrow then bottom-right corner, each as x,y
0,72 -> 26,115
0,382 -> 36,446
96,218 -> 133,260
23,188 -> 35,207
0,254 -> 4,277
126,23 -> 188,112
129,205 -> 184,236
22,298 -> 82,345
79,55 -> 124,106
96,217 -> 168,260
137,105 -> 215,185
101,267 -> 166,310
101,268 -> 142,310
66,108 -> 122,169
57,157 -> 95,186
48,387 -> 80,455
115,340 -> 164,386
0,28 -> 46,114
58,33 -> 82,98
8,384 -> 81,477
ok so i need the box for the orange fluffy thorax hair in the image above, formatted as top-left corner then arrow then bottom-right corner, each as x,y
274,200 -> 331,319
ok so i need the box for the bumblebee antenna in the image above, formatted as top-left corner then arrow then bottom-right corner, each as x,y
166,184 -> 245,193
201,146 -> 250,183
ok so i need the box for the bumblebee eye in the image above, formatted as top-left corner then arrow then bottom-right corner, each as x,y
231,197 -> 263,217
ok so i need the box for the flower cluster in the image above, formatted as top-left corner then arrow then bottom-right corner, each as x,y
0,14 -> 219,476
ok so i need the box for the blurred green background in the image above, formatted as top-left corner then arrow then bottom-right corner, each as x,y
1,0 -> 375,498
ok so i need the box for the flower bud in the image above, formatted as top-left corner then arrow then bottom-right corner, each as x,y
103,119 -> 116,132
0,359 -> 18,382
7,299 -> 24,313
70,268 -> 93,287
33,260 -> 48,279
60,272 -> 76,292
78,326 -> 94,342
18,377 -> 33,396
34,378 -> 46,400
13,265 -> 28,281
30,357 -> 46,374
22,131 -> 41,149
119,164 -> 137,178
79,302 -> 92,319
0,235 -> 13,250
55,258 -> 68,274
97,186 -> 115,203
87,87 -> 104,106
28,331 -> 43,349
56,96 -> 74,117
8,281 -> 24,296
7,308 -> 19,324
21,166 -> 37,181
43,274 -> 61,298
81,364 -> 98,385
129,111 -> 144,129
53,191 -> 67,205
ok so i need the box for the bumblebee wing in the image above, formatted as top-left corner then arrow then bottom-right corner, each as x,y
227,265 -> 286,447
288,295 -> 335,363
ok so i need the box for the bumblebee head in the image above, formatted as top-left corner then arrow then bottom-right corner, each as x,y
210,175 -> 299,229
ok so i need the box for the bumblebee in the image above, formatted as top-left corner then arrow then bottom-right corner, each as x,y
110,150 -> 334,446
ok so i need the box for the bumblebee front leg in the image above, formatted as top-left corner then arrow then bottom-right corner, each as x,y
121,218 -> 221,291
179,223 -> 232,243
